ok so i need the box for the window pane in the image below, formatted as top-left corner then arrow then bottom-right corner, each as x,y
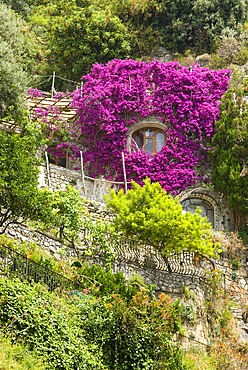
156,132 -> 164,152
142,129 -> 155,137
58,157 -> 66,168
146,138 -> 153,154
134,133 -> 142,149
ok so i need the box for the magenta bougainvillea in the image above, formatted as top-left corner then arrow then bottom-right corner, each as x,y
32,59 -> 230,194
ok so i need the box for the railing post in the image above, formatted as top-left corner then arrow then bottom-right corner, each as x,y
80,151 -> 87,198
45,151 -> 51,188
122,152 -> 128,193
26,257 -> 28,281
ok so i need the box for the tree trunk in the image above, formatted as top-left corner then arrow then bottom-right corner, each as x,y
232,209 -> 247,231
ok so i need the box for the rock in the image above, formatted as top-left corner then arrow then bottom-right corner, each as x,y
195,54 -> 211,67
239,267 -> 247,278
151,47 -> 175,63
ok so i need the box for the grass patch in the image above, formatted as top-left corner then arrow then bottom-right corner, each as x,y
0,337 -> 45,370
183,348 -> 217,370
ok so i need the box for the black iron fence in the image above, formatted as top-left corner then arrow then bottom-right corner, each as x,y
0,243 -> 83,291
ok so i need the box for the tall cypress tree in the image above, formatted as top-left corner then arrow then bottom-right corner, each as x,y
210,88 -> 248,230
0,2 -> 31,120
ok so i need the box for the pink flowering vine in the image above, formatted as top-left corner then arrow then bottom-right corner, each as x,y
27,88 -> 45,98
33,59 -> 230,194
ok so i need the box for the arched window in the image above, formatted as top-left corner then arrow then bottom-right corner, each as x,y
132,128 -> 166,154
181,198 -> 214,227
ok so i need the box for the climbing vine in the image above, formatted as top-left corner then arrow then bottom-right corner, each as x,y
30,59 -> 230,194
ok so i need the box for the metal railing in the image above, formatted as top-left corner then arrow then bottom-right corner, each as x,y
0,243 -> 83,291
80,227 -> 208,277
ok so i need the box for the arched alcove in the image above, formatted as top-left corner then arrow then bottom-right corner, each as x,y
181,198 -> 215,227
179,189 -> 221,229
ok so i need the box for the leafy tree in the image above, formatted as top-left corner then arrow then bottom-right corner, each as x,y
91,0 -> 162,58
105,179 -> 218,266
37,185 -> 85,252
0,130 -> 43,233
0,2 -> 36,119
93,0 -> 248,55
210,88 -> 248,231
154,0 -> 247,54
1,0 -> 31,18
0,128 -> 84,247
91,0 -> 248,57
36,0 -> 131,82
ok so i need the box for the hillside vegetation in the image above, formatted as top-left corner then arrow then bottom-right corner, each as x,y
0,276 -> 185,369
2,0 -> 248,91
2,0 -> 248,369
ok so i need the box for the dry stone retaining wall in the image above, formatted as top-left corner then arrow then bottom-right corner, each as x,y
40,164 -> 119,202
5,221 -> 248,341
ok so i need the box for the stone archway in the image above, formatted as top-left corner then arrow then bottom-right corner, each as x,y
179,188 -> 221,229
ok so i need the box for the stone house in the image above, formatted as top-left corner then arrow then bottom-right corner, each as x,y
21,88 -> 232,232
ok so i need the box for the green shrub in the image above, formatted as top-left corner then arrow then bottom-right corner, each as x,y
0,277 -> 186,370
78,290 -> 185,370
0,278 -> 105,370
80,264 -> 133,297
79,264 -> 155,301
231,258 -> 242,270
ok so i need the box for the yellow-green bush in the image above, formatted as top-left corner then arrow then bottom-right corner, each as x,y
0,337 -> 45,370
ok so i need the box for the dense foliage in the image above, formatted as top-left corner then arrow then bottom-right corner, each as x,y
0,2 -> 31,119
3,0 -> 248,91
79,264 -> 147,300
84,0 -> 162,59
23,0 -> 248,80
0,279 -> 105,369
49,59 -> 229,194
210,88 -> 248,230
0,128 -> 86,244
0,278 -> 185,370
32,0 -> 131,82
93,0 -> 248,56
105,179 -> 218,259
0,130 -> 42,233
80,290 -> 184,370
153,0 -> 248,54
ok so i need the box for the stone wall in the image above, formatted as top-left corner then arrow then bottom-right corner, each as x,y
39,163 -> 233,230
5,223 -> 64,257
39,164 -> 120,203
5,220 -> 248,345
